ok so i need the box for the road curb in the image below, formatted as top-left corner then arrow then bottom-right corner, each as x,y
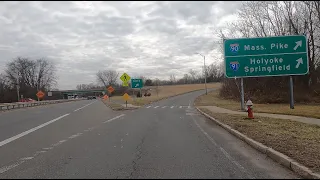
196,107 -> 320,179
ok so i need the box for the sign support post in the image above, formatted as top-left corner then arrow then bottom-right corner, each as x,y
289,76 -> 294,109
240,78 -> 245,111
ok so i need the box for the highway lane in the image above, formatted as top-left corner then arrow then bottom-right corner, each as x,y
0,99 -> 95,142
0,99 -> 123,175
0,90 -> 298,178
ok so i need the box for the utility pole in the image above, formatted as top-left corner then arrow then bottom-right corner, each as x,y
196,53 -> 208,95
16,77 -> 20,102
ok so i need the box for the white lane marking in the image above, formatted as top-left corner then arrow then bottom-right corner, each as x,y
154,106 -> 159,108
219,147 -> 245,171
171,106 -> 174,108
186,113 -> 196,116
179,106 -> 182,108
146,106 -> 152,108
59,140 -> 67,143
0,113 -> 70,147
68,133 -> 82,139
33,150 -> 47,157
20,157 -> 34,160
43,147 -> 53,150
190,114 -> 253,178
74,101 -> 96,112
0,161 -> 25,174
188,100 -> 191,109
103,114 -> 125,124
162,106 -> 167,108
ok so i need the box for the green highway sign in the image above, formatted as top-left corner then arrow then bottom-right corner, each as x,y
131,79 -> 143,89
224,35 -> 309,78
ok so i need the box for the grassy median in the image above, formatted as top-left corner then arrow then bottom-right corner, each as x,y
199,108 -> 320,173
195,90 -> 320,119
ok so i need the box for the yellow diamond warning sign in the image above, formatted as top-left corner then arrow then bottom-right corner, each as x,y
122,93 -> 130,101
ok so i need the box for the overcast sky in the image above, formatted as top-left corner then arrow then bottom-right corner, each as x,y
0,1 -> 240,90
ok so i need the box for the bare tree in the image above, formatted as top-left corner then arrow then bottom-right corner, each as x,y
96,69 -> 119,87
0,74 -> 10,102
169,74 -> 176,84
5,57 -> 57,92
154,78 -> 161,97
188,69 -> 198,83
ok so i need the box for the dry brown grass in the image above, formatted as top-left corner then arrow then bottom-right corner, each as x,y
112,83 -> 221,106
195,90 -> 320,119
199,108 -> 320,173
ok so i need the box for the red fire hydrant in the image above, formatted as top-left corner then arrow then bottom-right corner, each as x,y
245,100 -> 254,119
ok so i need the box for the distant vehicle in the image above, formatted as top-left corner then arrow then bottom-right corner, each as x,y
19,98 -> 36,102
68,94 -> 78,99
87,96 -> 96,100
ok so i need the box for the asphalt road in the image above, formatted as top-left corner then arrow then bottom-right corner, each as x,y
0,90 -> 299,179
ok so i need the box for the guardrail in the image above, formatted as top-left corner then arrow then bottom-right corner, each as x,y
0,98 -> 85,111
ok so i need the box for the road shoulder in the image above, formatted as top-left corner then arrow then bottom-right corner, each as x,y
196,107 -> 320,179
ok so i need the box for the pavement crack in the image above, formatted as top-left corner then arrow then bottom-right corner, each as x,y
127,136 -> 146,179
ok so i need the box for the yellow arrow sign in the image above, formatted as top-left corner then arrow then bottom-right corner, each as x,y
122,81 -> 129,87
120,73 -> 131,82
123,93 -> 130,101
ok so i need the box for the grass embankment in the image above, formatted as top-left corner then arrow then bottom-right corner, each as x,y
195,90 -> 320,119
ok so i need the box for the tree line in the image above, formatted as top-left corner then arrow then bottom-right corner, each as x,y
218,1 -> 320,103
76,61 -> 224,92
0,57 -> 56,103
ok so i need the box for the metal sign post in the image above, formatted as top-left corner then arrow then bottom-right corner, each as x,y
240,78 -> 245,111
289,76 -> 294,109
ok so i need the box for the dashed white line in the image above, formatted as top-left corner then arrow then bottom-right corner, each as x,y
146,106 -> 152,108
162,106 -> 167,108
0,113 -> 70,147
154,106 -> 159,108
0,161 -> 25,174
179,106 -> 182,108
171,106 -> 174,108
20,157 -> 34,161
103,114 -> 125,123
68,133 -> 82,139
33,151 -> 47,157
74,101 -> 96,112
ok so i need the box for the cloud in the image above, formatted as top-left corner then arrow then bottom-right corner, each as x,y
0,1 -> 241,89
